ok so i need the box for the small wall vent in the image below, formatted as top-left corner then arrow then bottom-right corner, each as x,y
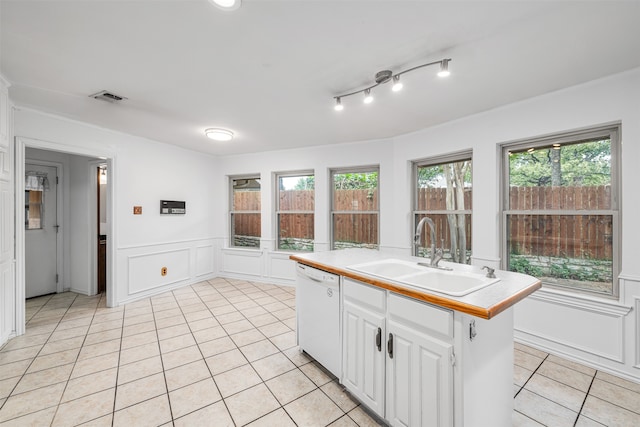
89,90 -> 128,103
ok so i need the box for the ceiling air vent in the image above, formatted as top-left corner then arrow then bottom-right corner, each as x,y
89,90 -> 128,103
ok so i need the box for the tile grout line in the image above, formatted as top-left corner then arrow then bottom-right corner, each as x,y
573,370 -> 597,427
514,353 -> 549,399
150,288 -> 178,425
1,293 -> 82,424
170,280 -> 236,426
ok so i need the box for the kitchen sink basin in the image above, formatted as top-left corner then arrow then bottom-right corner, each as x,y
347,259 -> 500,296
398,270 -> 500,296
347,259 -> 425,278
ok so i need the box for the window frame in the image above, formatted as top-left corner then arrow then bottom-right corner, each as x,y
229,175 -> 261,249
275,170 -> 315,252
330,165 -> 380,250
500,124 -> 621,298
412,151 -> 473,263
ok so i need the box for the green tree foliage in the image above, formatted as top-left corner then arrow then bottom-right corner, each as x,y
509,139 -> 610,187
293,176 -> 315,190
333,172 -> 378,190
417,162 -> 471,188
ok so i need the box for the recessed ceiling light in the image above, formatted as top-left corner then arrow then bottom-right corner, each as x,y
205,128 -> 234,141
209,0 -> 241,11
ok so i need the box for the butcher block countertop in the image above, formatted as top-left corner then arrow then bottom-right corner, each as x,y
290,249 -> 541,319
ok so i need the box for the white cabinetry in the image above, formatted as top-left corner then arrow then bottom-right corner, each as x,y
386,293 -> 454,427
342,278 -> 386,416
342,278 -> 454,426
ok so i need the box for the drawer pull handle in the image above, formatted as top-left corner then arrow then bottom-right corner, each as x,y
375,327 -> 382,352
387,333 -> 394,359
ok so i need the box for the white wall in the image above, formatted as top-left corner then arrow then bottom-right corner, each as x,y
9,68 -> 640,381
213,138 -> 395,285
15,109 -> 219,306
214,68 -> 640,381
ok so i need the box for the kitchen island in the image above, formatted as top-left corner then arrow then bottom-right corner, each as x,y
291,249 -> 541,427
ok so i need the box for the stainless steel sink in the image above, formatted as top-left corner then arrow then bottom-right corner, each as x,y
347,259 -> 500,296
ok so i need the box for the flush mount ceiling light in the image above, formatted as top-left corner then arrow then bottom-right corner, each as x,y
208,0 -> 241,11
205,128 -> 234,141
333,58 -> 451,111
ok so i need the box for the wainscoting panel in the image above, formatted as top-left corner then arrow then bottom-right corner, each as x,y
128,248 -> 190,295
221,248 -> 262,277
195,244 -> 214,277
117,238 -> 216,304
515,292 -> 628,363
0,261 -> 15,345
268,252 -> 297,283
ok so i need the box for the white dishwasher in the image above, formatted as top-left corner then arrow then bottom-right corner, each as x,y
296,263 -> 341,377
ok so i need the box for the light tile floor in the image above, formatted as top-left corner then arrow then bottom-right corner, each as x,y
0,278 -> 637,426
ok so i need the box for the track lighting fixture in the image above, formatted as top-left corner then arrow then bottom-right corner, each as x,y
332,58 -> 451,111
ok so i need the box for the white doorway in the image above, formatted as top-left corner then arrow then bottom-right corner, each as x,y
15,137 -> 117,337
25,163 -> 61,298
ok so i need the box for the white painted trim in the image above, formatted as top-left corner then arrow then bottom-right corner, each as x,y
527,287 -> 631,317
88,160 -> 105,296
24,159 -> 64,294
636,297 -> 640,369
221,247 -> 263,257
619,272 -> 640,282
118,237 -> 216,250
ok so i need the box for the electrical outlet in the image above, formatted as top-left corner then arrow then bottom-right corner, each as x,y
161,267 -> 167,276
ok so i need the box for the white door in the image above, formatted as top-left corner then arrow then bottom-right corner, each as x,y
25,164 -> 58,298
386,319 -> 454,427
342,299 -> 386,417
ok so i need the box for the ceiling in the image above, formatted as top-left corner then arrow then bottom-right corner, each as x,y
1,1 -> 639,156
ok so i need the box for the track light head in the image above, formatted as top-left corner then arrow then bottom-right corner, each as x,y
363,89 -> 374,104
334,97 -> 344,111
438,59 -> 451,77
391,75 -> 403,92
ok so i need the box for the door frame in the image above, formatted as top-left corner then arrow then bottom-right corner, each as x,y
15,136 -> 117,336
89,159 -> 107,296
24,159 -> 64,296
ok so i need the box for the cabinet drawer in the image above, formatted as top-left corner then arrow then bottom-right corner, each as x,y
343,278 -> 385,312
388,293 -> 453,338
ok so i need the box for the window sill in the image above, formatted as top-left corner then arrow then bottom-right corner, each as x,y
527,286 -> 631,317
222,247 -> 262,256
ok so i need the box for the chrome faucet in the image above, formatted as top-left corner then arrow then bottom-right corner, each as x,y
414,216 -> 444,267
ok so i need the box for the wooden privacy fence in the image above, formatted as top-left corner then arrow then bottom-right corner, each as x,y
508,185 -> 612,260
234,186 -> 612,259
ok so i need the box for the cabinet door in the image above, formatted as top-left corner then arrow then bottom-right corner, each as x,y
386,319 -> 454,427
342,299 -> 386,417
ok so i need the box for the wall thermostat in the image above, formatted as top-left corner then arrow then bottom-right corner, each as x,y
160,200 -> 186,215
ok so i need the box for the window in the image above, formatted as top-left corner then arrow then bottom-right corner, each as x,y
276,172 -> 314,251
230,176 -> 261,248
331,167 -> 379,250
25,190 -> 43,230
502,126 -> 619,297
413,155 -> 472,264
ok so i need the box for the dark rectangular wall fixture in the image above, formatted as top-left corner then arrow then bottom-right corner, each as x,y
160,200 -> 186,214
